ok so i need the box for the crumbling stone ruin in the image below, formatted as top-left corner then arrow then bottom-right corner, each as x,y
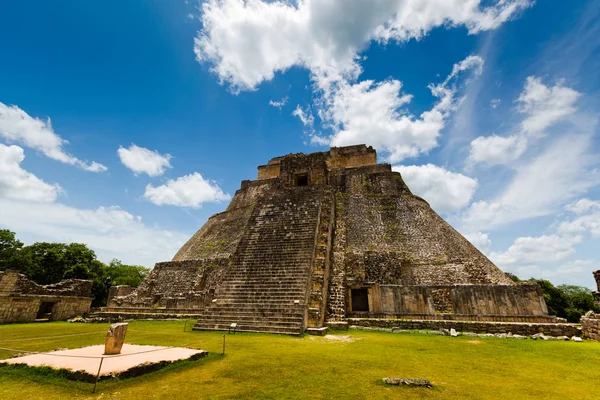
581,270 -> 600,341
0,270 -> 92,323
107,145 -> 559,334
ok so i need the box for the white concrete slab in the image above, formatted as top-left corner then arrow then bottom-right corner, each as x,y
1,344 -> 206,377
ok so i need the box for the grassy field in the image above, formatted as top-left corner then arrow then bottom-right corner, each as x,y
0,321 -> 598,399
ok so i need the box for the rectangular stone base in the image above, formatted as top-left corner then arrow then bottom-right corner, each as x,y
347,318 -> 581,337
306,327 -> 328,336
0,344 -> 207,381
326,321 -> 349,330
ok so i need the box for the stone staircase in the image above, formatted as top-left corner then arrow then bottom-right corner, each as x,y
193,186 -> 330,334
307,190 -> 334,329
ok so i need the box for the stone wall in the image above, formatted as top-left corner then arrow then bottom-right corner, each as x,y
346,318 -> 580,337
347,283 -> 548,318
0,270 -> 93,324
107,259 -> 229,309
581,312 -> 600,341
0,270 -> 92,297
257,164 -> 280,180
326,145 -> 376,169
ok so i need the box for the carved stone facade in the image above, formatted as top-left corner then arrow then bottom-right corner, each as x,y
106,145 -> 556,334
0,270 -> 92,324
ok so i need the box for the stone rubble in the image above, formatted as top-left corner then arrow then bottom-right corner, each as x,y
383,378 -> 432,388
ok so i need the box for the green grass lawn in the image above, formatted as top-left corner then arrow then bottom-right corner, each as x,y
0,320 -> 598,400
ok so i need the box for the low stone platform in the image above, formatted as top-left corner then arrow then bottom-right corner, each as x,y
347,318 -> 581,337
90,311 -> 203,322
0,344 -> 207,381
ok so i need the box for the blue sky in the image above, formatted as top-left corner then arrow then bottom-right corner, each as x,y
1,1 -> 599,288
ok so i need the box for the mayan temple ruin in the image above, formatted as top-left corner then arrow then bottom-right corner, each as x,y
105,145 -> 558,334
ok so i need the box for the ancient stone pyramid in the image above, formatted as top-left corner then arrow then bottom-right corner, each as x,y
107,145 -> 550,334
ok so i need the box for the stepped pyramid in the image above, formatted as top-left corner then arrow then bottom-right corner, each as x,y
106,145 -> 551,334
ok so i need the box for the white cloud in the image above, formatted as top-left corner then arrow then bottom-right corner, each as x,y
565,198 -> 600,214
490,234 -> 582,267
464,231 -> 491,253
0,199 -> 188,267
490,99 -> 501,109
463,130 -> 599,230
468,134 -> 527,166
144,172 -> 231,208
195,2 -> 526,161
517,76 -> 581,135
194,0 -> 530,91
292,105 -> 314,127
0,144 -> 61,202
393,164 -> 478,214
0,102 -> 107,172
269,97 -> 288,109
469,77 -> 581,166
117,144 -> 172,177
322,56 -> 484,163
508,260 -> 594,284
559,198 -> 600,237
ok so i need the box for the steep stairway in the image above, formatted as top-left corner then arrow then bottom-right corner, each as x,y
193,186 -> 332,334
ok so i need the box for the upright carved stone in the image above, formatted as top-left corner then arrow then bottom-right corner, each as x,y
593,270 -> 600,305
104,322 -> 128,355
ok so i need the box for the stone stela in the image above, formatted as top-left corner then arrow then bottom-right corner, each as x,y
104,323 -> 128,355
103,144 -> 569,336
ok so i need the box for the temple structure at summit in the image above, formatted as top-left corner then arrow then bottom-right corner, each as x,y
106,145 -> 554,334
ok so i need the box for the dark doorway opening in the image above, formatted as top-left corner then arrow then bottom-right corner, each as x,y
351,288 -> 369,312
36,301 -> 56,320
295,174 -> 309,186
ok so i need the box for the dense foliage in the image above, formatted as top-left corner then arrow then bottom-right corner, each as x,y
506,273 -> 600,322
0,229 -> 150,306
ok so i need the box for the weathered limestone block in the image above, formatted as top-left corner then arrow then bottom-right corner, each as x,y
383,377 -> 432,388
104,323 -> 128,355
581,311 -> 600,341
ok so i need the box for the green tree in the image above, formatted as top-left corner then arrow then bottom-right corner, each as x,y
531,279 -> 599,322
106,259 -> 150,287
0,229 -> 24,270
0,231 -> 152,307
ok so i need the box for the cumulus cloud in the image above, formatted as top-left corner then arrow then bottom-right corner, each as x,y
0,199 -> 188,267
469,77 -> 581,166
144,173 -> 231,208
518,76 -> 581,135
393,164 -> 478,214
565,198 -> 600,214
464,231 -> 492,254
490,234 -> 582,268
318,55 -> 484,162
194,0 -> 530,91
0,144 -> 61,202
0,102 -> 107,172
559,198 -> 600,237
468,134 -> 527,166
195,2 -> 527,161
506,259 -> 594,284
118,144 -> 172,177
463,132 -> 599,230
